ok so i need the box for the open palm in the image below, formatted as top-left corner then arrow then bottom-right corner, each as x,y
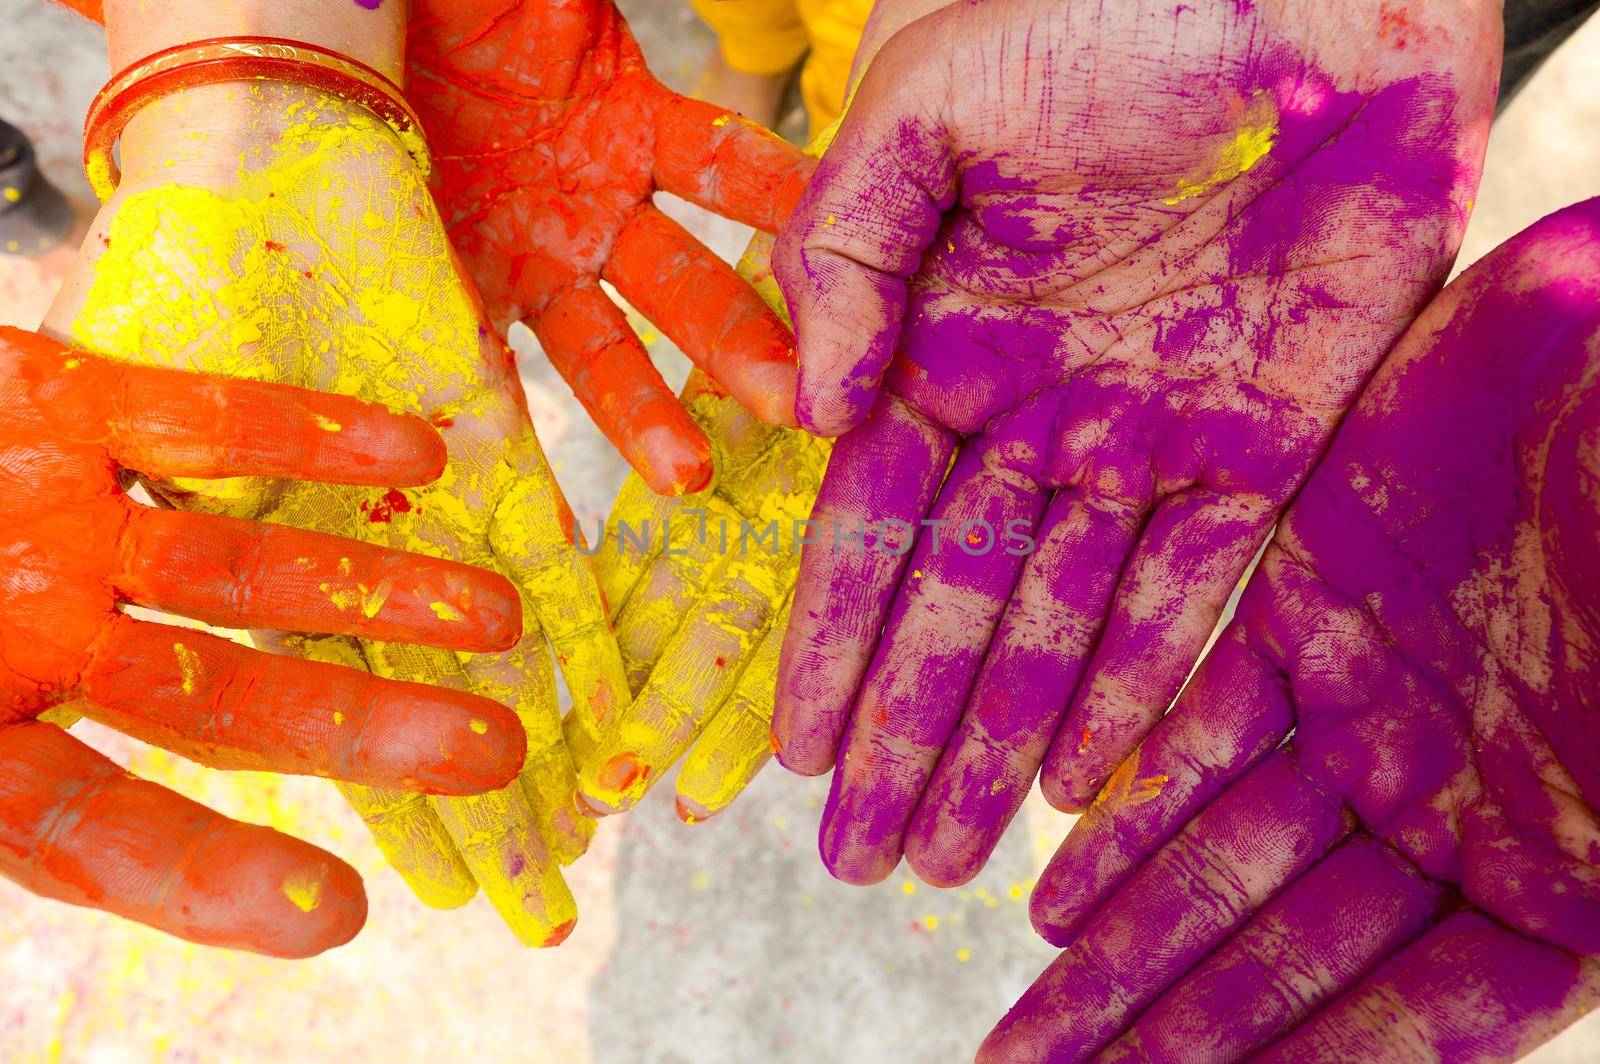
989,199 -> 1600,1064
771,0 -> 1502,888
46,92 -> 625,947
407,0 -> 813,494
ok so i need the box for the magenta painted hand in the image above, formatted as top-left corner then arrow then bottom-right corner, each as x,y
769,0 -> 1501,887
981,199 -> 1600,1063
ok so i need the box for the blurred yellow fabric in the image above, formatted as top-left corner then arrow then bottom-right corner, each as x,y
690,0 -> 873,136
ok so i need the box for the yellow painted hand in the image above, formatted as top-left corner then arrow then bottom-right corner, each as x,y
45,89 -> 628,947
580,232 -> 829,821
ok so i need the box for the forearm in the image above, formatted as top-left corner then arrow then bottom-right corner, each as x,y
98,0 -> 409,189
104,0 -> 406,77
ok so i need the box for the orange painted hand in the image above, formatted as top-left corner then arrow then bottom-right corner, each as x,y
0,326 -> 525,957
46,86 -> 628,947
407,0 -> 814,495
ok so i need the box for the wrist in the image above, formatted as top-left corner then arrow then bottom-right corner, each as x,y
115,82 -> 416,195
104,1 -> 406,83
100,0 -> 409,191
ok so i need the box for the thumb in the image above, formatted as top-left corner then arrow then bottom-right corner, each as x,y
772,28 -> 956,437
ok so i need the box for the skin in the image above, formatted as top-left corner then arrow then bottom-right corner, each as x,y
406,0 -> 815,495
982,198 -> 1600,1063
43,74 -> 628,948
770,0 -> 1502,888
56,0 -> 811,929
581,229 -> 829,821
0,326 -> 525,956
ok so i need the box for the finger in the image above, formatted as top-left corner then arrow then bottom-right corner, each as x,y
1104,835 -> 1443,1064
675,597 -> 793,823
81,617 -> 525,796
1031,620 -> 1294,947
526,280 -> 711,495
769,59 -> 955,435
610,503 -> 732,694
3,326 -> 445,485
903,488 -> 1147,887
112,505 -> 520,652
978,753 -> 1353,1064
448,591 -> 593,869
775,393 -> 956,774
433,785 -> 577,949
582,524 -> 797,814
336,782 -> 478,909
489,463 -> 630,757
1259,911 -> 1600,1063
605,206 -> 798,428
592,369 -> 784,627
467,566 -> 591,871
0,721 -> 365,957
359,634 -> 577,944
272,631 -> 480,910
819,446 -> 1047,886
582,493 -> 739,807
594,469 -> 680,623
487,445 -> 630,864
653,93 -> 814,232
1043,489 -> 1277,810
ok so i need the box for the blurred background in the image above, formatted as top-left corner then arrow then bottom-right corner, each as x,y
0,1 -> 1597,1060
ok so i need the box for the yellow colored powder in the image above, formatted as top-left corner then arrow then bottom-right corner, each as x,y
172,643 -> 202,696
280,870 -> 323,913
1165,92 -> 1279,206
71,96 -> 603,948
429,601 -> 464,623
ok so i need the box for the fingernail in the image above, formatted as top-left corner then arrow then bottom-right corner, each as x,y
631,424 -> 712,496
675,795 -> 717,825
541,917 -> 576,948
596,751 -> 648,795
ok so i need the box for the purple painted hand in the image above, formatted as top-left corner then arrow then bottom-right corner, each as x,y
982,199 -> 1600,1062
768,0 -> 1501,887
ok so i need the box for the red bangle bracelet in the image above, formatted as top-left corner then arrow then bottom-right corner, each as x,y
83,35 -> 430,200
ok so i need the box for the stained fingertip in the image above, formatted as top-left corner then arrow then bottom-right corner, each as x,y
464,569 -> 523,653
578,751 -> 652,815
629,422 -> 714,496
734,358 -> 800,427
903,838 -> 982,890
904,765 -> 1036,891
795,370 -> 873,438
318,407 -> 448,487
675,795 -> 717,824
818,790 -> 901,886
1038,771 -> 1094,815
1028,877 -> 1079,948
351,686 -> 526,795
370,558 -> 525,653
976,1020 -> 1029,1064
820,838 -> 899,887
542,918 -> 577,948
177,824 -> 368,958
771,662 -> 842,777
771,736 -> 834,777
